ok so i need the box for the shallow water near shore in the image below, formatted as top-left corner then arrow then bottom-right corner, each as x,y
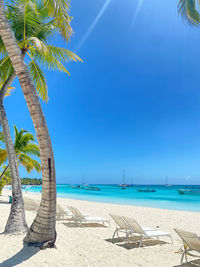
15,184 -> 200,212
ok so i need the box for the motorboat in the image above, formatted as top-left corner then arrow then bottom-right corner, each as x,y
137,188 -> 156,193
177,189 -> 200,195
70,185 -> 82,189
85,186 -> 101,191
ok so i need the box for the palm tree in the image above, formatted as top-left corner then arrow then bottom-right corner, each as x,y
0,76 -> 28,233
178,0 -> 200,25
0,125 -> 41,175
0,0 -> 81,245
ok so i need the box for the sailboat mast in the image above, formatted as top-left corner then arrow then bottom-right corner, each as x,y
82,174 -> 85,185
123,169 -> 125,184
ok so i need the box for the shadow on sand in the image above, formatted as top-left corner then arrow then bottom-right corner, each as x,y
105,236 -> 168,250
0,245 -> 39,267
173,259 -> 200,266
0,201 -> 10,205
63,222 -> 107,228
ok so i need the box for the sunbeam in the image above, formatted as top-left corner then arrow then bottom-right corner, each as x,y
75,0 -> 112,52
130,0 -> 144,29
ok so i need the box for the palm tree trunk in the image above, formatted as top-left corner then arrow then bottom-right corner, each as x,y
0,0 -> 57,246
0,73 -> 28,233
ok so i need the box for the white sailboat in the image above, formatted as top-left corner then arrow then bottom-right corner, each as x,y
118,169 -> 127,189
165,176 -> 171,187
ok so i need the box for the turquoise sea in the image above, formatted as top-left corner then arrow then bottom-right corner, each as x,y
19,184 -> 200,213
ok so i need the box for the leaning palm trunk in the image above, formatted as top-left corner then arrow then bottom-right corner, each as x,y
0,0 -> 57,246
0,73 -> 28,233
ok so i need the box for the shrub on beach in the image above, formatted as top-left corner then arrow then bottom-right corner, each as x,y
0,168 -> 11,194
0,176 -> 8,194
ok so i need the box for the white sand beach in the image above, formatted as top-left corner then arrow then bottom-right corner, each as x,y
0,190 -> 200,267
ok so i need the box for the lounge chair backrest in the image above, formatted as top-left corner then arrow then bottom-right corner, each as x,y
122,216 -> 145,235
56,204 -> 66,217
68,206 -> 85,219
23,197 -> 39,211
174,229 -> 200,253
57,204 -> 65,214
56,204 -> 65,220
110,214 -> 129,229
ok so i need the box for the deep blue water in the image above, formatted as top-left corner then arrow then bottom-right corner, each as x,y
20,184 -> 200,212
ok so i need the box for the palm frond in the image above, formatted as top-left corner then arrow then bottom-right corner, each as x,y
6,0 -> 42,41
0,57 -> 14,81
30,48 -> 70,75
46,45 -> 82,63
15,130 -> 35,153
28,59 -> 48,101
178,0 -> 200,26
0,37 -> 7,57
31,21 -> 56,42
0,82 -> 15,98
18,153 -> 41,173
0,148 -> 7,165
0,131 -> 5,143
43,0 -> 73,41
28,37 -> 48,52
20,143 -> 40,157
4,86 -> 15,97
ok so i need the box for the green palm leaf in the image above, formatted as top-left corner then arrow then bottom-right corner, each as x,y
178,0 -> 200,26
43,0 -> 72,40
18,153 -> 41,173
0,57 -> 14,81
0,148 -> 7,165
0,126 -> 41,172
28,37 -> 48,52
28,60 -> 48,101
0,132 -> 5,143
30,48 -> 70,75
20,143 -> 40,157
0,0 -> 82,105
46,45 -> 83,63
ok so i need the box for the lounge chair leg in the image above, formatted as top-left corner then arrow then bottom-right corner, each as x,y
124,232 -> 129,244
181,252 -> 184,264
139,237 -> 144,248
112,230 -> 117,241
185,252 -> 188,262
117,231 -> 119,237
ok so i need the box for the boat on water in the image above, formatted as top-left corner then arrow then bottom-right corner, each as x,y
177,189 -> 200,195
164,176 -> 172,187
70,185 -> 82,189
121,184 -> 126,189
85,186 -> 101,191
137,188 -> 156,193
117,169 -> 128,189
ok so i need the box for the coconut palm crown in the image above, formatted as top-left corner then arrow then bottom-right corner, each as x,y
0,125 -> 41,173
0,0 -> 82,101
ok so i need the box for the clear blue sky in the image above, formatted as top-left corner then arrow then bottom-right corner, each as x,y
4,0 -> 200,185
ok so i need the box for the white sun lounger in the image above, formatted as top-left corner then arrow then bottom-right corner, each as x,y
110,214 -> 154,241
67,206 -> 110,226
56,204 -> 74,221
122,216 -> 173,247
174,228 -> 200,264
110,214 -> 131,240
